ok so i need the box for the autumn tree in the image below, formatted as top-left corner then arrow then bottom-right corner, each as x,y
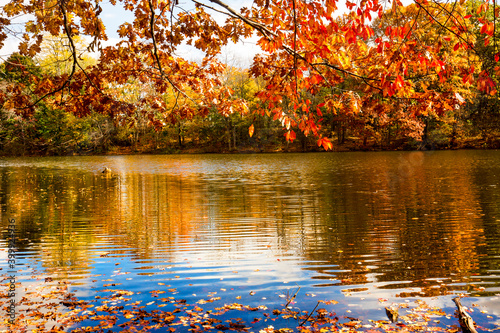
362,2 -> 476,148
0,0 -> 498,150
457,0 -> 500,142
36,34 -> 97,76
0,53 -> 41,83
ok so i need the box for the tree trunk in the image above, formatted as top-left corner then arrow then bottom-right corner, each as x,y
233,123 -> 236,149
420,117 -> 429,149
450,122 -> 457,148
226,118 -> 232,150
177,124 -> 183,148
337,124 -> 346,144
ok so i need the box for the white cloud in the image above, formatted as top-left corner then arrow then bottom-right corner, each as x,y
0,38 -> 21,60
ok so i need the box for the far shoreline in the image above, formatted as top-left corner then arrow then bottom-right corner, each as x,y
2,135 -> 499,157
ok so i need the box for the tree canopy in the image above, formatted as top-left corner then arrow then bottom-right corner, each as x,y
0,0 -> 498,150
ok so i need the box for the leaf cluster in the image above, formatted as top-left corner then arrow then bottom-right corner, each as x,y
0,0 -> 499,150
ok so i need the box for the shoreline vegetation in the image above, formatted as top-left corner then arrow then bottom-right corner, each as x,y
109,135 -> 500,155
2,133 -> 500,157
3,138 -> 500,157
106,136 -> 500,155
2,105 -> 500,157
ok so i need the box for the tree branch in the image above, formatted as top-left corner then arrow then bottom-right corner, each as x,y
414,1 -> 476,52
28,0 -> 76,107
147,0 -> 199,107
207,0 -> 382,91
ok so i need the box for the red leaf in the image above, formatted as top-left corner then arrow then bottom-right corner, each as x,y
285,130 -> 296,142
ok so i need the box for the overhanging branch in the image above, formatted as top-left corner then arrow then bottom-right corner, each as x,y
207,0 -> 382,90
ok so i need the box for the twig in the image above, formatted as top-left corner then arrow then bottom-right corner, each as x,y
285,285 -> 300,308
299,301 -> 320,327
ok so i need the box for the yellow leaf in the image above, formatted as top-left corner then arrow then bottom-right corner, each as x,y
249,124 -> 254,137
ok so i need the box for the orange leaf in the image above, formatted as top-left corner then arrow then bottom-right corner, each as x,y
317,137 -> 333,150
285,130 -> 296,142
249,124 -> 254,137
323,138 -> 333,151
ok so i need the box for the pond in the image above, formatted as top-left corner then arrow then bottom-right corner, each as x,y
1,150 -> 499,332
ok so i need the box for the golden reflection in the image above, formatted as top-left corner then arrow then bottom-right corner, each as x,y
305,151 -> 488,295
0,152 -> 498,296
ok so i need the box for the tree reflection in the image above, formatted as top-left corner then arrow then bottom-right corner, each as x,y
0,152 -> 499,296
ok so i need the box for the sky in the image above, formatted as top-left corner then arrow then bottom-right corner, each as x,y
0,0 -> 264,67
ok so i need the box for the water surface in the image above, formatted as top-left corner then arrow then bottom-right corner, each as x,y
1,151 -> 499,331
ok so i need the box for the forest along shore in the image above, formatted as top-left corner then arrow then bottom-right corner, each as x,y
1,102 -> 500,157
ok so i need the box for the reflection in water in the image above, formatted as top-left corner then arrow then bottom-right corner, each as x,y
0,151 -> 499,324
